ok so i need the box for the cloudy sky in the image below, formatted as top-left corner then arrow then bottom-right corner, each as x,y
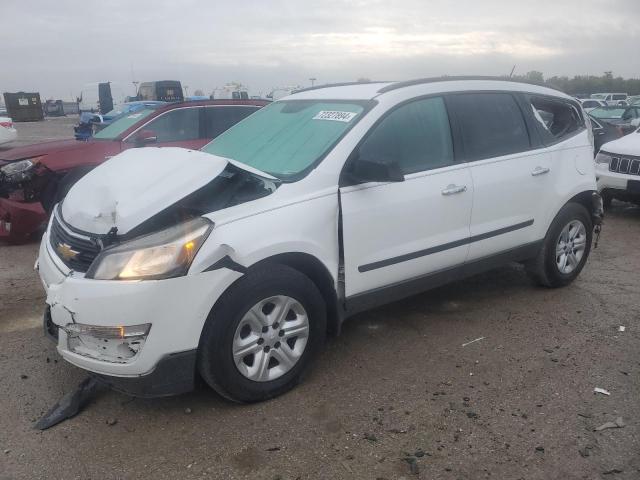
1,0 -> 639,99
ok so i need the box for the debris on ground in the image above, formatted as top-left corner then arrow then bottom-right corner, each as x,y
364,433 -> 378,442
594,387 -> 611,396
34,376 -> 105,430
602,468 -> 624,475
535,446 -> 545,453
184,407 -> 192,414
105,418 -> 118,426
462,337 -> 485,347
20,374 -> 28,379
595,417 -> 625,431
578,446 -> 593,457
402,455 -> 419,475
618,326 -> 625,332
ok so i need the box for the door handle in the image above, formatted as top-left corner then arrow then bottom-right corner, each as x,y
531,166 -> 550,176
441,184 -> 467,195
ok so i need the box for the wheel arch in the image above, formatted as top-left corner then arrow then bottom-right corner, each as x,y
248,252 -> 342,337
565,189 -> 603,227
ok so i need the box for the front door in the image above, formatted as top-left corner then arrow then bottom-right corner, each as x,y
340,96 -> 473,298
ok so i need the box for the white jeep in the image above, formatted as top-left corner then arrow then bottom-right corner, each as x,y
38,78 -> 603,402
595,127 -> 640,207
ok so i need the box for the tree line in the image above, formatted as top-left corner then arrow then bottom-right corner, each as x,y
509,71 -> 640,96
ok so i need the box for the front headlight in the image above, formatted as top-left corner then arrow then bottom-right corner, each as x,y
595,152 -> 613,165
0,158 -> 42,183
86,217 -> 213,280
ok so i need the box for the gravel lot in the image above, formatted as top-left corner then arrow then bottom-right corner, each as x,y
1,117 -> 638,479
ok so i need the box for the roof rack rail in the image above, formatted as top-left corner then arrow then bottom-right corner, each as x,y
292,81 -> 391,95
377,76 -> 560,94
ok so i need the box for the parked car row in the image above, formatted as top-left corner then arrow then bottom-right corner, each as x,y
0,99 -> 269,241
33,78 -> 603,402
590,92 -> 629,106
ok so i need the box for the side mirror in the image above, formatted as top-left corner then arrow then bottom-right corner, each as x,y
348,155 -> 404,184
132,129 -> 158,146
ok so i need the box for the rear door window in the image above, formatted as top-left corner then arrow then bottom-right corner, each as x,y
204,106 -> 259,139
142,107 -> 201,142
448,93 -> 530,161
529,96 -> 584,143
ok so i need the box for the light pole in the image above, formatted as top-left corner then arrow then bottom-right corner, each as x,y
309,77 -> 316,87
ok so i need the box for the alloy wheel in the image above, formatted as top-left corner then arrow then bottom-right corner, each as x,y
232,295 -> 309,382
555,220 -> 587,274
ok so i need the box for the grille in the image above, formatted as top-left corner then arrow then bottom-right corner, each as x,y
609,155 -> 640,176
49,212 -> 101,272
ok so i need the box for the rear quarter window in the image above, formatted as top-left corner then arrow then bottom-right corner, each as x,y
529,96 -> 584,144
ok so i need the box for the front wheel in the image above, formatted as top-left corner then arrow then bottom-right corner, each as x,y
198,264 -> 326,403
527,203 -> 593,288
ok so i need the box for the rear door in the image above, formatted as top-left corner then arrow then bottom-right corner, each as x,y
447,92 -> 552,261
340,96 -> 473,297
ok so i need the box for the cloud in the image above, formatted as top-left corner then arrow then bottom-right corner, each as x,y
0,0 -> 638,99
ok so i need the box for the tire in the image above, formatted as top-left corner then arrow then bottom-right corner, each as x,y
42,167 -> 93,213
527,202 -> 593,288
602,193 -> 612,210
198,264 -> 327,403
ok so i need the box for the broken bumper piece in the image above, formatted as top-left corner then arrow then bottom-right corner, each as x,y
91,349 -> 198,398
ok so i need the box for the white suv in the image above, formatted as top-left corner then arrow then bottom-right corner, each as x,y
595,127 -> 640,207
37,78 -> 603,402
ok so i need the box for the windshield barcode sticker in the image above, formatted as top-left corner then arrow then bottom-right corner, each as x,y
313,111 -> 358,122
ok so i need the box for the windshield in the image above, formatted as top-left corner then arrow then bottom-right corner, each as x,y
590,107 -> 625,119
202,100 -> 366,178
591,94 -> 606,100
93,109 -> 157,140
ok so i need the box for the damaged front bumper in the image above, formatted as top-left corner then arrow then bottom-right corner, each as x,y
38,228 -> 243,397
0,197 -> 46,242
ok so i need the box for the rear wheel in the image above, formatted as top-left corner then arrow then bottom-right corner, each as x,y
198,264 -> 326,403
527,203 -> 593,288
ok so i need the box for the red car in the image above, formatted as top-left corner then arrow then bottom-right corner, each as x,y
0,99 -> 268,242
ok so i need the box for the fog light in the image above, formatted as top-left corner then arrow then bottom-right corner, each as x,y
64,323 -> 151,363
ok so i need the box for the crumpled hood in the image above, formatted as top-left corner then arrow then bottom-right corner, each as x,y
601,130 -> 640,156
0,139 -> 94,162
61,147 -> 228,235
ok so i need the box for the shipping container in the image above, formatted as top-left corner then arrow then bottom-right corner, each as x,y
3,92 -> 44,122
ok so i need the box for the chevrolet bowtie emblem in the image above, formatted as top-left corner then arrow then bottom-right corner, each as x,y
57,242 -> 79,261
